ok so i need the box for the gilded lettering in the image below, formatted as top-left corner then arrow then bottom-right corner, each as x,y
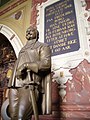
67,39 -> 77,45
55,48 -> 61,52
62,45 -> 71,50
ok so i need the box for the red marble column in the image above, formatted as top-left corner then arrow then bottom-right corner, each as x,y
61,59 -> 90,120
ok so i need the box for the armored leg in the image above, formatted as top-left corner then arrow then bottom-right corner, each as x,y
9,88 -> 35,120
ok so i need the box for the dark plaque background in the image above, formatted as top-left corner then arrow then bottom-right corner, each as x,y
44,0 -> 80,56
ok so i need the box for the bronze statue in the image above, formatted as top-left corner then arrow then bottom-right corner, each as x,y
8,26 -> 51,120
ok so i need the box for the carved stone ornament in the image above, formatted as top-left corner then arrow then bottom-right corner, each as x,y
37,0 -> 90,100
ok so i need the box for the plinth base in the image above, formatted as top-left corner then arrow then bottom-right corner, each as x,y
31,114 -> 60,120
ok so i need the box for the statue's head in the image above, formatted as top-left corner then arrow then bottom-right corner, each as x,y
26,26 -> 39,41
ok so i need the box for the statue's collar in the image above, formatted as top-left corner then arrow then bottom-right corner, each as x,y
26,39 -> 37,45
22,39 -> 37,50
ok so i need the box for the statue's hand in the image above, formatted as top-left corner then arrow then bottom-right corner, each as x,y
26,62 -> 38,73
16,69 -> 22,79
16,63 -> 28,79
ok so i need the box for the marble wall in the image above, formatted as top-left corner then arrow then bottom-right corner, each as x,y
30,0 -> 90,119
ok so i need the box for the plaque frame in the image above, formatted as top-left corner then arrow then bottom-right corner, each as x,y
37,0 -> 90,70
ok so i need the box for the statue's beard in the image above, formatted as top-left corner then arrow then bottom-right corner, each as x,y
26,35 -> 36,40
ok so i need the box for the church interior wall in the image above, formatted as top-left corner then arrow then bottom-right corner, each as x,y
0,0 -> 90,120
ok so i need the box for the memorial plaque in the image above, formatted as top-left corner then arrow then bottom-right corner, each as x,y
44,0 -> 80,56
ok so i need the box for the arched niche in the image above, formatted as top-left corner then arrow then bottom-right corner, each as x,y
0,24 -> 23,58
0,24 -> 23,88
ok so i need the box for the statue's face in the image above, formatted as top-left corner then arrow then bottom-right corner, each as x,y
26,27 -> 37,40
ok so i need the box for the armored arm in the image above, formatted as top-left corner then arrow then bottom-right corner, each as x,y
16,45 -> 51,76
37,45 -> 51,71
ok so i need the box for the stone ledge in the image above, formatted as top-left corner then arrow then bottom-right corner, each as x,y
31,114 -> 60,120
